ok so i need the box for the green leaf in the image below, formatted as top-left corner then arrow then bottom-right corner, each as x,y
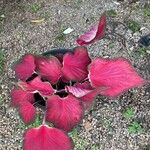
143,8 -> 150,17
0,50 -> 5,74
27,114 -> 42,128
127,20 -> 141,33
128,121 -> 143,134
123,108 -> 134,119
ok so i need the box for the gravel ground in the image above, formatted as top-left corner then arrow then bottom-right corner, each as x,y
0,0 -> 150,150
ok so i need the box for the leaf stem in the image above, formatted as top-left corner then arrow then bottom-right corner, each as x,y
42,112 -> 46,125
69,81 -> 72,86
56,89 -> 66,93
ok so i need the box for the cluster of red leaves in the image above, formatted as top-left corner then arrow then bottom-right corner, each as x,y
10,14 -> 148,150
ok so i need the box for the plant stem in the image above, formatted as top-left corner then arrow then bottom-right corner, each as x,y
82,77 -> 89,82
56,89 -> 66,93
42,112 -> 46,125
56,84 -> 58,90
70,81 -> 72,86
42,100 -> 46,125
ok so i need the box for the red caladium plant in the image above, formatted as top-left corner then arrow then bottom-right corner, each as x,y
10,13 -> 149,150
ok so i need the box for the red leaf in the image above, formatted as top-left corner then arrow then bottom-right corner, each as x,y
62,47 -> 91,81
36,56 -> 62,84
19,77 -> 55,96
23,125 -> 73,150
80,88 -> 103,110
19,102 -> 36,124
11,88 -> 34,107
66,82 -> 93,98
15,54 -> 36,81
89,58 -> 146,97
60,76 -> 70,83
46,95 -> 83,132
66,81 -> 103,109
76,13 -> 106,46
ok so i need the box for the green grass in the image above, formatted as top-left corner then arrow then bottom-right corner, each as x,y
103,119 -> 112,128
27,115 -> 42,128
74,0 -> 83,8
40,12 -> 50,20
69,128 -> 88,150
143,8 -> 150,17
127,20 -> 141,33
123,108 -> 144,134
55,34 -> 66,42
90,16 -> 97,22
123,108 -> 134,119
128,121 -> 143,134
108,43 -> 115,49
0,96 -> 3,105
0,50 -> 5,73
107,9 -> 117,17
30,3 -> 41,13
55,26 -> 67,42
91,144 -> 99,150
137,46 -> 150,56
17,114 -> 42,130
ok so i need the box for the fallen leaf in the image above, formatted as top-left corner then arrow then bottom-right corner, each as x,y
84,121 -> 92,131
31,18 -> 45,23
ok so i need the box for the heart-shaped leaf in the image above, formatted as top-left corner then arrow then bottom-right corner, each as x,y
36,56 -> 62,84
62,46 -> 91,81
46,95 -> 83,132
23,125 -> 73,150
11,88 -> 34,107
15,54 -> 36,81
89,58 -> 147,97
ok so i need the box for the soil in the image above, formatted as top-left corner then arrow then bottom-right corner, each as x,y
0,0 -> 149,150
